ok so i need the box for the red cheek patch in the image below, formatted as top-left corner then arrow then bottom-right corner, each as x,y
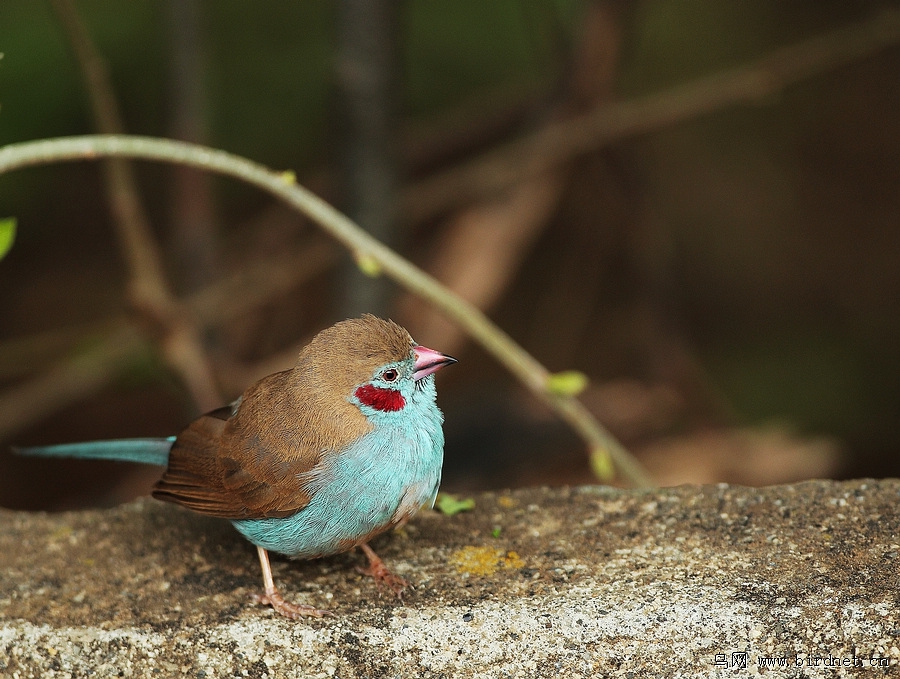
355,384 -> 406,412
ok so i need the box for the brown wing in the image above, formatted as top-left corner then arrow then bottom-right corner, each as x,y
151,406 -> 247,517
152,369 -> 372,520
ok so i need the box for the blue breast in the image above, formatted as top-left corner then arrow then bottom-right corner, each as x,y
232,377 -> 444,559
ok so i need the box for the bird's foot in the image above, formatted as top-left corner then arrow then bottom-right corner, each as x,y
251,588 -> 332,619
253,546 -> 331,619
357,542 -> 409,597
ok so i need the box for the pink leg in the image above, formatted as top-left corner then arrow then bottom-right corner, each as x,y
251,546 -> 331,619
357,542 -> 409,597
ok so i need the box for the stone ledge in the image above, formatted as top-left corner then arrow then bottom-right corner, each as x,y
1,480 -> 899,678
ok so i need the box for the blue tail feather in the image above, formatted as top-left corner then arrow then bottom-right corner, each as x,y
14,437 -> 175,466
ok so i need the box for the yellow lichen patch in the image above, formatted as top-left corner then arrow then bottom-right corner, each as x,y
450,546 -> 525,576
50,526 -> 73,540
497,495 -> 517,509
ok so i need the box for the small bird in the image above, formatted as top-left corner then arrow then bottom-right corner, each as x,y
16,315 -> 456,619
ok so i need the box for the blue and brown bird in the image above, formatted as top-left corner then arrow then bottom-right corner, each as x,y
16,315 -> 456,619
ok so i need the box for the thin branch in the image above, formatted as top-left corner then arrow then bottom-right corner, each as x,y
51,0 -> 221,411
0,236 -> 334,386
0,324 -> 147,440
0,240 -> 337,437
0,319 -> 120,380
51,0 -> 165,303
402,1 -> 623,358
401,7 -> 900,222
166,0 -> 219,293
401,171 -> 568,358
0,135 -> 652,487
186,239 -> 338,327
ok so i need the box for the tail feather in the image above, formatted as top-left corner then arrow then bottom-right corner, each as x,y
13,437 -> 175,466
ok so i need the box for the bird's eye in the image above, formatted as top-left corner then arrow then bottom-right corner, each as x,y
381,369 -> 398,382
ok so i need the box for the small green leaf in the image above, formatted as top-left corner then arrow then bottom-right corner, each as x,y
589,447 -> 615,482
435,493 -> 475,516
491,526 -> 502,539
0,217 -> 17,260
354,252 -> 382,277
546,370 -> 588,396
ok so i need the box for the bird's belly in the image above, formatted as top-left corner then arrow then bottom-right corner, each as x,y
231,425 -> 442,559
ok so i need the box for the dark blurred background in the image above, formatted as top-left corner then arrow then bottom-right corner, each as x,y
1,0 -> 898,511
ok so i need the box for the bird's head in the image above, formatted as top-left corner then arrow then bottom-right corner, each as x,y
295,315 -> 456,418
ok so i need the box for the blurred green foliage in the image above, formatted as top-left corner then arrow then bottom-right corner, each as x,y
0,218 -> 16,260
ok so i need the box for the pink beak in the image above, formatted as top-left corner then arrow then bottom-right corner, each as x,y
413,345 -> 457,381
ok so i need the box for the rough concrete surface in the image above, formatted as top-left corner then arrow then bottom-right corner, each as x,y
1,480 -> 899,678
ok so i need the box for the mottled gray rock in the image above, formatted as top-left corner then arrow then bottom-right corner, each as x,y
1,480 -> 899,678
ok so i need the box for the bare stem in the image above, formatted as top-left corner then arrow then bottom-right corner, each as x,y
51,0 -> 222,411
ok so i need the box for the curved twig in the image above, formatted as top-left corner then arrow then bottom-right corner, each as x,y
0,135 -> 652,487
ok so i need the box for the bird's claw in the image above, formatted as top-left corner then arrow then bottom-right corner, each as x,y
356,563 -> 409,597
252,590 -> 332,619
